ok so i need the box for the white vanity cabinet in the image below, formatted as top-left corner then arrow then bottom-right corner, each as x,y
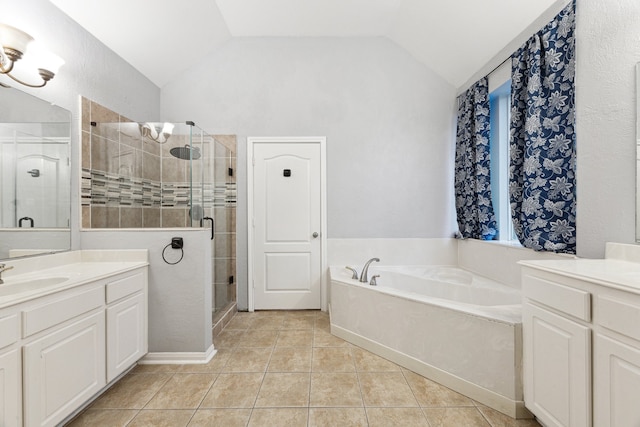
0,262 -> 148,427
522,273 -> 591,427
23,311 -> 105,427
105,269 -> 148,382
593,292 -> 640,426
0,312 -> 21,427
522,259 -> 640,427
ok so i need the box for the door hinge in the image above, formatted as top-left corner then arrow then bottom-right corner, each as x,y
252,157 -> 255,166
228,275 -> 234,285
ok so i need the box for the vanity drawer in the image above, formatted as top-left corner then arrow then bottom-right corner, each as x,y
106,270 -> 146,304
0,314 -> 19,349
22,286 -> 104,338
596,295 -> 640,342
523,275 -> 591,321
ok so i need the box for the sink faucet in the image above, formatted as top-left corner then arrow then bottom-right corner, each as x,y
359,258 -> 380,283
0,263 -> 14,284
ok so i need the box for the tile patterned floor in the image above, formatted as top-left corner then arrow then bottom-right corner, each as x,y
67,310 -> 541,426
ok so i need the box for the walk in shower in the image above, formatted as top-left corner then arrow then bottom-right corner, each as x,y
81,100 -> 237,320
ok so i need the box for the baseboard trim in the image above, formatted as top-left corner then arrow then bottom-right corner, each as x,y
139,344 -> 216,365
331,323 -> 531,419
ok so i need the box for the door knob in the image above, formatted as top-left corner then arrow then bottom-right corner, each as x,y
312,232 -> 319,238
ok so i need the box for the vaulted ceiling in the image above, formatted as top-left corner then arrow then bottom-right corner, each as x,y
49,0 -> 559,88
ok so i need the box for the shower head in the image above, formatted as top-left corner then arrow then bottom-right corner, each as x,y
170,145 -> 201,160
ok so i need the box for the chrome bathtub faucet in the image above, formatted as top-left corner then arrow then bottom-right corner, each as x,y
369,275 -> 380,286
345,266 -> 359,280
0,263 -> 14,284
359,258 -> 380,283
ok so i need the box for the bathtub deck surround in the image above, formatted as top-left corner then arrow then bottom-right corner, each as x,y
66,310 -> 540,427
330,265 -> 526,418
326,238 -> 571,419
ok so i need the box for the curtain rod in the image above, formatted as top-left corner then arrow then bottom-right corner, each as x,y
487,56 -> 511,78
456,0 -> 571,95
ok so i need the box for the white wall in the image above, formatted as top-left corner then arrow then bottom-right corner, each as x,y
1,0 -> 161,250
81,229 -> 212,353
161,37 -> 457,309
575,0 -> 640,258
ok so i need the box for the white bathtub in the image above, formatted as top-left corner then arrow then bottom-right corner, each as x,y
330,264 -> 527,418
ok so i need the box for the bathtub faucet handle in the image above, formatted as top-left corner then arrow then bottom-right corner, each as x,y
369,275 -> 379,286
345,266 -> 359,280
359,257 -> 380,283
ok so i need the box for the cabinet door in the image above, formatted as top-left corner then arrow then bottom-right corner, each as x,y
23,311 -> 106,427
523,302 -> 591,427
106,292 -> 147,381
594,333 -> 640,427
0,348 -> 21,427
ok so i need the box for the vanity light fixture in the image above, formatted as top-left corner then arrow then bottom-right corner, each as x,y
0,23 -> 64,88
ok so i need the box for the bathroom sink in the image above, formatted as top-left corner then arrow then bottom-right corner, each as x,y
0,277 -> 69,296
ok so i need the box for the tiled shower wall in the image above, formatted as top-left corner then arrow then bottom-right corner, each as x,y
81,97 -> 162,228
80,98 -> 237,310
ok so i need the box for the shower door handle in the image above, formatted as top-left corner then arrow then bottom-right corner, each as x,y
201,217 -> 214,240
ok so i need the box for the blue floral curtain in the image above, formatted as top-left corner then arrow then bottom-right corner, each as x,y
510,1 -> 576,253
455,78 -> 498,240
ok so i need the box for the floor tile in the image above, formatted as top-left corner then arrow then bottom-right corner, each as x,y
127,410 -> 194,427
176,348 -> 232,373
239,329 -> 278,347
268,346 -> 312,372
91,373 -> 172,409
309,408 -> 368,427
276,329 -> 314,347
71,310 -> 533,427
200,373 -> 264,408
352,348 -> 401,372
476,404 -> 542,426
251,316 -> 285,330
131,364 -> 180,374
310,372 -> 363,407
248,408 -> 308,427
223,347 -> 272,372
214,329 -> 245,349
187,409 -> 252,427
255,372 -> 311,407
403,369 -> 474,407
315,316 -> 331,332
314,329 -> 352,347
358,372 -> 418,407
225,316 -> 255,330
312,347 -> 355,372
423,407 -> 492,427
282,316 -> 315,329
144,374 -> 215,409
366,408 -> 429,427
66,409 -> 138,426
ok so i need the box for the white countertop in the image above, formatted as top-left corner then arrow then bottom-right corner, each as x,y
519,258 -> 640,295
0,250 -> 148,309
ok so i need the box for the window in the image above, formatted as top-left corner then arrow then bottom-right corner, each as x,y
489,78 -> 517,242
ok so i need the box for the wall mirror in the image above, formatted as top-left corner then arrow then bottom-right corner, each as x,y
0,85 -> 71,259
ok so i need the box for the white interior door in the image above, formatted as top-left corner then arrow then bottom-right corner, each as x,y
251,139 -> 323,310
